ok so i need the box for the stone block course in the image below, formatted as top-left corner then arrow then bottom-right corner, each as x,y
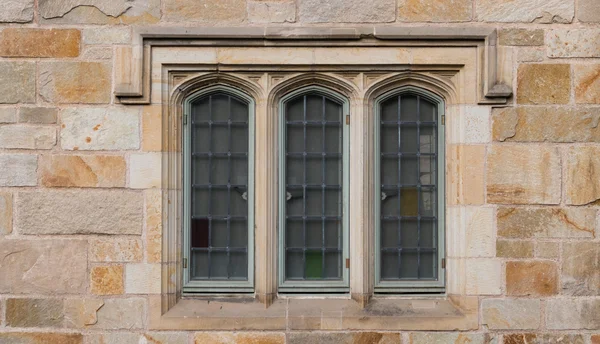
506,261 -> 558,296
91,298 -> 146,329
18,107 -> 58,124
91,265 -> 124,295
0,108 -> 16,123
39,0 -> 160,24
409,333 -> 487,344
83,27 -> 131,45
39,62 -> 111,104
142,105 -> 162,152
40,154 -> 126,188
503,333 -> 584,344
546,299 -> 600,330
196,332 -> 285,344
397,0 -> 472,22
574,65 -> 600,104
164,0 -> 247,23
0,192 -> 12,235
497,207 -> 596,238
562,242 -> 600,296
0,154 -> 37,187
298,0 -> 395,23
0,0 -> 34,23
248,1 -> 296,23
496,240 -> 534,258
517,64 -> 570,105
482,298 -> 541,329
0,333 -> 83,344
0,125 -> 56,150
6,298 -> 64,327
476,0 -> 574,23
0,28 -> 80,57
499,29 -> 544,46
547,30 -> 600,58
535,242 -> 559,259
565,146 -> 600,205
577,0 -> 600,22
0,62 -> 36,104
125,263 -> 161,294
89,238 -> 143,262
129,153 -> 162,189
466,259 -> 502,295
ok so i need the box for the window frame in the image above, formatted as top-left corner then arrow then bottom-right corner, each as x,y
182,85 -> 256,293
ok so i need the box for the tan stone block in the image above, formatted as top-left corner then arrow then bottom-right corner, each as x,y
0,125 -> 56,149
0,28 -> 80,57
466,259 -> 502,295
487,146 -> 561,204
578,0 -> 600,22
89,238 -> 143,262
517,64 -> 570,105
248,1 -> 296,23
218,47 -> 313,65
194,332 -> 285,344
482,299 -> 541,330
447,207 -> 495,258
91,265 -> 124,295
39,62 -> 111,104
125,263 -> 161,294
0,0 -> 34,23
535,242 -> 559,259
164,0 -> 246,22
82,46 -> 113,60
0,154 -> 37,187
0,239 -> 88,294
40,0 -> 160,24
0,108 -> 16,123
565,146 -> 600,205
0,333 -> 82,344
476,0 -> 573,23
547,30 -> 600,58
593,335 -> 600,344
447,106 -> 491,144
6,298 -> 64,327
40,155 -> 126,188
496,240 -> 534,258
16,190 -> 143,235
562,242 -> 600,296
516,48 -> 545,62
92,298 -> 145,329
499,29 -> 544,46
142,105 -> 162,152
83,27 -> 130,44
286,332 -> 400,344
142,333 -> 189,344
313,47 -> 411,65
64,298 -> 104,328
409,333 -> 487,344
18,107 -> 58,124
129,153 -> 162,189
506,261 -> 558,296
546,299 -> 600,330
497,207 -> 596,238
575,64 -> 600,104
299,0 -> 395,23
0,192 -> 12,235
146,189 -> 162,263
504,333 -> 584,344
0,61 -> 36,104
397,0 -> 471,22
447,145 -> 485,205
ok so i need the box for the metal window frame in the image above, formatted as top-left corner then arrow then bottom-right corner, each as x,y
278,86 -> 350,293
183,85 -> 255,293
374,86 -> 446,293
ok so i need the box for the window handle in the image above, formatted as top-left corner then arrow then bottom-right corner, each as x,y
233,187 -> 248,201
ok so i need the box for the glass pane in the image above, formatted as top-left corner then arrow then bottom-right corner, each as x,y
230,251 -> 248,279
419,253 -> 436,278
325,126 -> 341,153
192,189 -> 209,217
210,157 -> 228,185
381,252 -> 399,279
192,158 -> 209,185
399,252 -> 418,278
191,219 -> 209,248
211,252 -> 228,278
400,125 -> 418,153
420,156 -> 435,185
287,157 -> 303,185
210,189 -> 228,216
231,126 -> 248,152
381,157 -> 399,186
400,219 -> 418,247
211,125 -> 228,153
420,99 -> 436,122
306,95 -> 323,121
210,220 -> 228,247
192,126 -> 210,153
306,126 -> 323,153
400,188 -> 418,217
287,98 -> 304,121
191,251 -> 209,279
192,97 -> 209,123
324,252 -> 341,278
211,94 -> 229,121
381,220 -> 398,248
287,126 -> 304,153
306,157 -> 322,185
420,125 -> 436,154
381,125 -> 398,153
305,250 -> 323,278
231,98 -> 248,122
286,251 -> 303,279
306,222 -> 322,248
400,156 -> 418,185
400,95 -> 418,121
324,220 -> 340,248
381,97 -> 398,122
230,220 -> 247,248
325,98 -> 341,121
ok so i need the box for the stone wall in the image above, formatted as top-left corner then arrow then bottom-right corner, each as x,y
0,0 -> 599,343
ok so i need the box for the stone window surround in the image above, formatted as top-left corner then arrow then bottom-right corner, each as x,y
114,26 -> 513,331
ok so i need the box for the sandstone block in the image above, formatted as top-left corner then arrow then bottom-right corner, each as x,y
409,333 -> 487,344
0,28 -> 80,57
0,239 -> 87,294
164,0 -> 246,23
146,189 -> 162,263
40,0 -> 160,24
578,0 -> 600,22
565,146 -> 600,205
6,298 -> 64,327
516,48 -> 545,62
0,108 -> 16,123
535,242 -> 559,259
575,64 -> 600,104
397,0 -> 471,22
499,29 -> 544,46
466,259 -> 502,295
447,145 -> 485,205
0,0 -> 34,22
83,27 -> 131,44
506,261 -> 558,296
593,335 -> 600,344
447,207 -> 495,258
476,0 -> 573,23
82,46 -> 113,60
482,299 -> 541,330
0,62 -> 36,104
546,299 -> 600,330
90,333 -> 188,344
142,105 -> 162,152
0,192 -> 12,235
91,265 -> 124,295
16,190 -> 143,235
0,333 -> 82,344
562,242 -> 600,295
196,333 -> 285,344
64,298 -> 104,328
125,263 -> 161,294
547,30 -> 600,58
0,154 -> 37,187
18,107 -> 58,124
39,62 -> 111,104
504,333 -> 584,344
0,125 -> 56,149
92,298 -> 145,329
248,1 -> 296,23
517,64 -> 570,104
89,238 -> 143,262
496,240 -> 534,258
448,106 -> 491,144
142,333 -> 189,344
130,153 -> 162,189
40,154 -> 126,188
486,146 -> 561,204
497,207 -> 596,238
61,107 -> 140,150
298,0 -> 395,23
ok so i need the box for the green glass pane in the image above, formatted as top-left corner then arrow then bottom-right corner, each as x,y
305,251 -> 323,278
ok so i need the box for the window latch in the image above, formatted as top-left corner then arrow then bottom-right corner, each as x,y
346,258 -> 350,269
183,258 -> 188,269
346,114 -> 350,125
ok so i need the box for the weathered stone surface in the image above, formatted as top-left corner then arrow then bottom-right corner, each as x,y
493,107 -> 600,142
298,0 -> 395,23
496,240 -> 534,258
39,0 -> 131,18
90,333 -> 188,344
18,107 -> 58,124
164,0 -> 246,23
0,108 -> 16,123
448,207 -> 495,258
83,27 -> 131,44
82,46 -> 113,60
448,145 -> 485,205
39,62 -> 111,104
125,263 -> 161,294
248,1 -> 296,23
482,299 -> 541,330
497,207 -> 596,238
0,239 -> 87,294
6,298 -> 64,327
476,0 -> 573,23
516,48 -> 545,62
562,242 -> 600,296
546,299 -> 600,330
517,64 -> 570,104
486,146 -> 561,204
0,62 -> 35,104
284,332 -> 399,344
64,298 -> 104,328
195,333 -> 285,344
0,125 -> 56,149
535,242 -> 559,258
397,0 -> 471,22
89,238 -> 143,262
40,154 -> 126,188
0,28 -> 80,57
466,259 -> 502,295
575,65 -> 600,104
504,333 -> 584,344
40,0 -> 160,24
578,0 -> 600,22
143,333 -> 189,344
565,146 -> 600,205
410,333 -> 487,344
61,107 -> 140,150
506,261 -> 558,296
499,29 -> 544,46
16,190 -> 143,235
91,265 -> 124,295
0,154 -> 37,187
146,190 -> 162,263
142,105 -> 161,152
0,0 -> 34,23
448,106 -> 491,144
130,153 -> 161,189
0,333 -> 82,344
0,192 -> 12,235
547,30 -> 600,58
92,298 -> 145,329
593,335 -> 600,344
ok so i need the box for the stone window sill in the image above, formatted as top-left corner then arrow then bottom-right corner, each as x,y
148,295 -> 478,331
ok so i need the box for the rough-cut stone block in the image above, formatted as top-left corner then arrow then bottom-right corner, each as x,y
497,207 -> 596,238
6,298 -> 64,327
499,29 -> 544,46
248,1 -> 296,23
578,0 -> 600,22
64,298 -> 104,328
0,62 -> 35,104
562,242 -> 600,296
575,65 -> 600,104
476,0 -> 573,23
487,146 -> 561,204
546,299 -> 600,330
89,238 -> 143,262
0,108 -> 16,123
593,335 -> 600,344
91,265 -> 124,295
0,125 -> 56,149
504,333 -> 584,344
40,0 -> 132,18
0,28 -> 80,57
565,146 -> 600,205
125,263 -> 161,294
92,298 -> 145,329
298,0 -> 395,23
164,0 -> 246,22
196,333 -> 285,344
448,145 -> 485,205
535,242 -> 559,259
0,239 -> 87,294
18,107 -> 58,124
466,259 -> 502,295
0,0 -> 34,23
16,190 -> 143,235
142,105 -> 162,152
448,106 -> 491,144
141,333 -> 189,344
40,154 -> 126,188
447,207 -> 495,258
61,107 -> 140,150
146,189 -> 162,263
0,154 -> 37,187
496,240 -> 534,258
0,333 -> 82,344
39,62 -> 111,104
129,153 -> 162,189
82,46 -> 113,60
397,0 -> 471,22
547,30 -> 600,58
83,27 -> 131,44
482,299 -> 541,330
90,333 -> 188,344
409,333 -> 487,344
40,0 -> 160,24
517,64 -> 570,104
506,261 -> 558,296
516,48 -> 545,62
0,192 -> 12,235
